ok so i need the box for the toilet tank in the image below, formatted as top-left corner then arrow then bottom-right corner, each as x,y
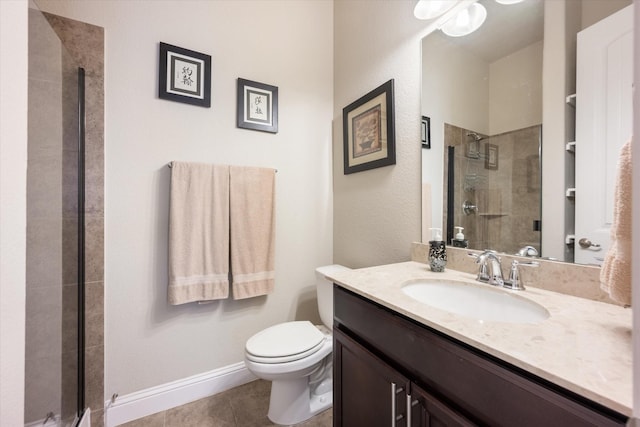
315,264 -> 351,329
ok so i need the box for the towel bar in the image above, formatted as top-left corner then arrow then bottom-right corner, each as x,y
167,162 -> 277,172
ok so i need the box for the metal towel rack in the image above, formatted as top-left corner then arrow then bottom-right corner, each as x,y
167,162 -> 277,172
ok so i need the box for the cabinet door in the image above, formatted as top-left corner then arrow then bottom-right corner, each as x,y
334,328 -> 410,427
409,383 -> 476,427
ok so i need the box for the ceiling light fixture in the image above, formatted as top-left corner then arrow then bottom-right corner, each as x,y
413,0 -> 457,20
440,3 -> 487,37
495,0 -> 525,4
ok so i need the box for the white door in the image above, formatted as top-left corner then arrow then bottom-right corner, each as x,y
574,5 -> 633,265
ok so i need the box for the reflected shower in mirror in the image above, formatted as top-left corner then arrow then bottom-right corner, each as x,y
443,123 -> 541,255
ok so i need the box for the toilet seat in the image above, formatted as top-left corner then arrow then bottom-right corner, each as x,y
246,321 -> 326,364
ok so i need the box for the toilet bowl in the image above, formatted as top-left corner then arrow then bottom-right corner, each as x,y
243,265 -> 350,425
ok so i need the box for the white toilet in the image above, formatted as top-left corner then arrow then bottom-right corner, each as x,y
244,265 -> 350,425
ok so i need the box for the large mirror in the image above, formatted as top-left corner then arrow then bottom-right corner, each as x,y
421,0 -> 632,264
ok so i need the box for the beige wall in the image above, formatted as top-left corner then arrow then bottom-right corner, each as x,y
582,0 -> 632,28
37,0 -> 334,397
0,0 -> 28,425
489,41 -> 543,135
333,0 -> 424,268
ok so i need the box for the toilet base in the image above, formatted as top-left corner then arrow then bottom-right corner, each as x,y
267,373 -> 333,425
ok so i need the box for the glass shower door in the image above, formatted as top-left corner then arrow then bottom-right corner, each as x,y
26,5 -> 85,426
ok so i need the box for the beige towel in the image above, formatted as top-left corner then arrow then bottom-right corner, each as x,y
168,162 -> 230,304
229,166 -> 276,299
600,141 -> 632,306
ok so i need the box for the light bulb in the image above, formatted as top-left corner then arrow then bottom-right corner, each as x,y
440,3 -> 487,37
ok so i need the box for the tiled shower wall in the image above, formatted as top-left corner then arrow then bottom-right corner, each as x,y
26,9 -> 67,423
26,9 -> 104,425
443,123 -> 541,255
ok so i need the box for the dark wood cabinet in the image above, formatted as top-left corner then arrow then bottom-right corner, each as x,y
335,326 -> 475,427
410,382 -> 475,427
333,285 -> 627,427
334,328 -> 410,426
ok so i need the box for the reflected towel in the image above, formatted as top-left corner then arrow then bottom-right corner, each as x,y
230,166 -> 276,300
600,141 -> 632,306
168,162 -> 230,304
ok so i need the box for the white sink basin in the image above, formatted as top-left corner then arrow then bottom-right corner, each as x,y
401,279 -> 549,324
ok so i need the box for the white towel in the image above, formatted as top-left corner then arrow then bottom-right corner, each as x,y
168,162 -> 230,304
600,140 -> 632,306
229,166 -> 276,300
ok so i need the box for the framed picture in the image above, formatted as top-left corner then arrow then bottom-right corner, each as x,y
485,143 -> 499,170
342,80 -> 396,174
158,42 -> 211,107
237,78 -> 278,133
421,116 -> 431,149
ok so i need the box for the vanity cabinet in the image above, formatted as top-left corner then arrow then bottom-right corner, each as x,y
333,285 -> 627,427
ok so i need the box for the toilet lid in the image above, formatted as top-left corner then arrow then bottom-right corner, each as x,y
246,321 -> 325,360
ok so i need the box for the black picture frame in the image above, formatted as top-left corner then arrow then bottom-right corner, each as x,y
237,78 -> 278,133
158,42 -> 211,108
342,80 -> 396,174
421,116 -> 431,149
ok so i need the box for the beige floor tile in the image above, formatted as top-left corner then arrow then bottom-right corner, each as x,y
165,393 -> 235,427
119,411 -> 164,427
116,380 -> 332,427
226,380 -> 273,426
294,408 -> 332,427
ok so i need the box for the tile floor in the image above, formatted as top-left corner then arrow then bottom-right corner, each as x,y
119,379 -> 332,427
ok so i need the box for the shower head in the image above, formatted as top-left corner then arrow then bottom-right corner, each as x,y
467,132 -> 484,141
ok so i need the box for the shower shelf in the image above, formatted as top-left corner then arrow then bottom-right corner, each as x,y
477,212 -> 510,217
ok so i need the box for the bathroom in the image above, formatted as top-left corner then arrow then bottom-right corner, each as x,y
0,0 -> 638,426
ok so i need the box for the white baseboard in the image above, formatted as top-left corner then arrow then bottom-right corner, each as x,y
104,362 -> 256,427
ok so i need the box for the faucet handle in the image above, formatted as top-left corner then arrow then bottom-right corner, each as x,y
468,251 -> 497,283
517,245 -> 539,257
504,260 -> 539,290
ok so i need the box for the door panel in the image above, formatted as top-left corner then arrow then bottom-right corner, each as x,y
575,5 -> 633,265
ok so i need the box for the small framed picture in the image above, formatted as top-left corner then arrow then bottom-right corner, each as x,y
485,143 -> 499,170
421,116 -> 431,149
237,78 -> 278,133
342,80 -> 396,174
158,42 -> 211,108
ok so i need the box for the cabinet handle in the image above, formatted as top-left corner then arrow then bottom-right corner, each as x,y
391,382 -> 396,426
406,396 -> 419,426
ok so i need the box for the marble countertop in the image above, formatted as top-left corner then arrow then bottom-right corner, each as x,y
327,261 -> 632,416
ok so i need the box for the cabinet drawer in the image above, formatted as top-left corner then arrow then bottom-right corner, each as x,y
334,285 -> 627,427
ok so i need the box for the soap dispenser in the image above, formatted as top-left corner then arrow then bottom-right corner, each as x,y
428,228 -> 447,272
452,226 -> 468,248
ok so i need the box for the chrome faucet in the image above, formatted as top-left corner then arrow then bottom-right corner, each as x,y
469,250 -> 539,290
474,250 -> 504,287
516,245 -> 539,257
